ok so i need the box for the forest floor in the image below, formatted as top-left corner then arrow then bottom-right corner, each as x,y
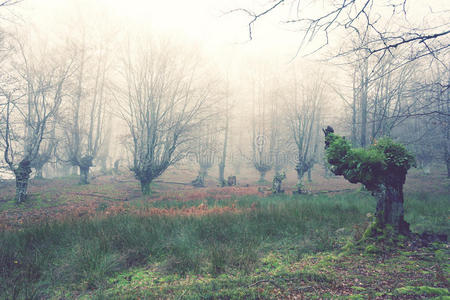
0,167 -> 449,299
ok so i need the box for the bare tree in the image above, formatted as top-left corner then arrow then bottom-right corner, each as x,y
118,39 -> 213,195
30,121 -> 57,179
0,37 -> 73,202
191,124 -> 217,187
250,71 -> 276,184
218,83 -> 231,186
61,33 -> 110,184
415,63 -> 450,177
285,72 -> 324,193
234,0 -> 449,62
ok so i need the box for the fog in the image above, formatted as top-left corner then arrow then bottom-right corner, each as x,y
0,2 -> 449,298
0,0 -> 449,189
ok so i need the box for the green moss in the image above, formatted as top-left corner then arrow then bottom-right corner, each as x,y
347,295 -> 365,300
360,221 -> 383,241
364,244 -> 381,255
325,134 -> 414,190
394,286 -> 449,296
341,241 -> 354,252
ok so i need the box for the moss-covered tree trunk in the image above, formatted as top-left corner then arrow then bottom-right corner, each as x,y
14,160 -> 32,204
373,173 -> 410,234
272,173 -> 285,194
323,126 -> 415,236
295,161 -> 308,194
295,170 -> 305,194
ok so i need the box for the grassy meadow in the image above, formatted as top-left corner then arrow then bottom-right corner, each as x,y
0,169 -> 449,299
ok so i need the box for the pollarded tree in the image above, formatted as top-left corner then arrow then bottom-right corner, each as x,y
323,126 -> 415,234
62,33 -> 109,184
119,39 -> 213,195
0,37 -> 73,202
191,124 -> 217,187
30,123 -> 57,179
286,71 -> 324,193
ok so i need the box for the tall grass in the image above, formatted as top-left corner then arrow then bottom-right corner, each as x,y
404,192 -> 449,235
0,190 -> 445,298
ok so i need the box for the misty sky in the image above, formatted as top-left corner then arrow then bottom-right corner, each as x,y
8,0 -> 447,74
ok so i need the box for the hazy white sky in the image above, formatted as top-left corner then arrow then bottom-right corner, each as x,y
17,0 -> 305,68
11,0 -> 449,76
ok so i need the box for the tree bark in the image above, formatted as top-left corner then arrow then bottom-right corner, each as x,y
192,168 -> 207,187
14,160 -> 32,204
80,166 -> 89,184
218,163 -> 225,186
445,139 -> 450,178
446,156 -> 450,179
295,169 -> 307,194
219,95 -> 229,186
272,172 -> 285,194
360,58 -> 368,148
140,179 -> 152,195
373,178 -> 410,234
258,170 -> 266,183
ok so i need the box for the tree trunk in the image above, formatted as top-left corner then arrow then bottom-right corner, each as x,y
258,170 -> 266,183
324,163 -> 330,178
140,179 -> 152,195
447,157 -> 450,179
218,163 -> 225,187
307,168 -> 312,182
219,96 -> 229,186
360,59 -> 368,148
351,68 -> 358,146
100,158 -> 107,173
114,159 -> 120,174
445,142 -> 450,178
272,173 -> 285,194
80,166 -> 89,184
373,180 -> 410,234
192,168 -> 207,187
295,169 -> 306,194
272,178 -> 282,193
14,160 -> 32,204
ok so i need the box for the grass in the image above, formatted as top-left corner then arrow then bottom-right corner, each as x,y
404,191 -> 450,234
0,187 -> 448,299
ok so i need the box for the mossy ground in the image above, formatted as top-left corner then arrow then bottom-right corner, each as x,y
73,242 -> 448,299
